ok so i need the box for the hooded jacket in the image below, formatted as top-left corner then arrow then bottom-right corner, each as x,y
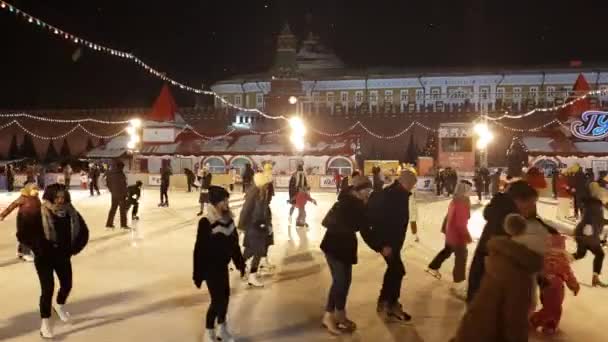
575,197 -> 607,239
452,237 -> 543,342
193,206 -> 245,284
320,189 -> 372,265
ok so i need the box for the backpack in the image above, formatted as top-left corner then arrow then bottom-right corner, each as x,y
71,213 -> 89,256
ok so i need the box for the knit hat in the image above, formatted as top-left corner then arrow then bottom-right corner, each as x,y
208,186 -> 230,205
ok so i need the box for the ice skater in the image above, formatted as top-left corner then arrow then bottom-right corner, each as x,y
159,165 -> 172,207
0,182 -> 40,262
88,163 -> 101,196
126,181 -> 143,221
193,186 -> 245,342
530,234 -> 579,335
238,172 -> 274,287
295,187 -> 317,228
35,184 -> 89,338
288,164 -> 308,224
105,161 -> 129,229
197,166 -> 212,216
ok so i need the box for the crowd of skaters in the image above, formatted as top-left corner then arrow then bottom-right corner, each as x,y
2,156 -> 608,341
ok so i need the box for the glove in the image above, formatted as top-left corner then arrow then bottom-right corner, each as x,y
193,278 -> 202,289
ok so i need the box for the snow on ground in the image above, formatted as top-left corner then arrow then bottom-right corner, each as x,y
0,190 -> 606,341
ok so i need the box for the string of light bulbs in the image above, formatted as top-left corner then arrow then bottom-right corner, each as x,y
483,88 -> 608,121
0,1 -> 284,121
0,119 -> 128,140
489,119 -> 563,133
0,112 -> 131,124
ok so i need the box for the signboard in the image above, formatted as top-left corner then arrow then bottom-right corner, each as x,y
571,111 -> 608,140
148,174 -> 162,186
416,177 -> 434,191
320,175 -> 336,188
438,125 -> 473,138
274,175 -> 291,188
143,128 -> 175,143
363,160 -> 400,176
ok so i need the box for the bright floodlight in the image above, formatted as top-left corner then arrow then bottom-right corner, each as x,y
130,135 -> 141,143
289,117 -> 306,136
476,139 -> 488,150
126,126 -> 135,135
130,118 -> 142,128
290,135 -> 305,151
288,96 -> 298,105
127,141 -> 136,149
474,123 -> 489,135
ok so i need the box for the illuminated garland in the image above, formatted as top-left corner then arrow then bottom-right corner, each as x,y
489,119 -> 563,133
0,0 -> 284,121
0,120 -> 127,139
0,112 -> 131,124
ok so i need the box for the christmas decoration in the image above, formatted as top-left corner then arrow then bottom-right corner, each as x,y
8,134 -> 18,159
404,135 -> 418,165
44,140 -> 58,162
59,139 -> 71,157
506,136 -> 528,177
421,132 -> 438,158
18,134 -> 37,159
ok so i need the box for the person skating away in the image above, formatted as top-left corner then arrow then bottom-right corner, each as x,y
105,161 -> 130,229
426,181 -> 473,300
159,165 -> 172,207
35,184 -> 89,338
530,234 -> 580,335
193,186 -> 245,342
228,167 -> 237,192
126,181 -> 143,221
288,165 -> 308,224
333,170 -> 342,195
88,163 -> 101,196
0,182 -> 41,262
320,176 -> 374,335
241,163 -> 254,193
197,167 -> 213,216
184,168 -> 198,193
449,234 -> 543,342
367,170 -> 417,322
62,163 -> 72,189
238,173 -> 274,287
295,187 -> 317,228
572,181 -> 608,287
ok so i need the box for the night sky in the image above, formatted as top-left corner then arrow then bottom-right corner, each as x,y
1,0 -> 607,109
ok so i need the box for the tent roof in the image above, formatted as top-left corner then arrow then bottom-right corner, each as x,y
146,84 -> 177,122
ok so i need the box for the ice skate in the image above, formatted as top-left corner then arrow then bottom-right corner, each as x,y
334,310 -> 357,332
592,273 -> 608,288
321,312 -> 342,335
385,302 -> 412,322
54,304 -> 72,323
40,318 -> 53,339
450,283 -> 467,301
217,322 -> 235,342
204,328 -> 217,342
247,273 -> 264,288
425,269 -> 442,280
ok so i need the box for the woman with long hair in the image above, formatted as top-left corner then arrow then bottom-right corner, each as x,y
426,180 -> 472,299
35,184 -> 89,338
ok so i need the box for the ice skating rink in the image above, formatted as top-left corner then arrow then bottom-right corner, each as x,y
0,189 -> 606,341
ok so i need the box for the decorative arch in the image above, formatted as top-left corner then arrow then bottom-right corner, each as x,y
202,156 -> 227,174
229,155 -> 255,174
326,156 -> 354,176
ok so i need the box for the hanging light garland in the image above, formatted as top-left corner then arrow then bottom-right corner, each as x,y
0,112 -> 131,124
489,118 -> 563,133
0,119 -> 128,139
0,0 -> 284,121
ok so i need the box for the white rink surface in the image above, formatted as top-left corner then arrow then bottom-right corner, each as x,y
0,189 -> 606,342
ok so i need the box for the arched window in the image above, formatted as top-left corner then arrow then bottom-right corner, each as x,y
327,157 -> 353,176
203,156 -> 226,174
230,156 -> 254,175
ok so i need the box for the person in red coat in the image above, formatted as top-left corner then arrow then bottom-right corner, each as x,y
530,234 -> 580,335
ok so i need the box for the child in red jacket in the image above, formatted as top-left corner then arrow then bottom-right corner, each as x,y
530,234 -> 580,335
295,188 -> 317,227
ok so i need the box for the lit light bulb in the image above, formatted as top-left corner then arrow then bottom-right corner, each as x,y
127,141 -> 136,149
288,96 -> 298,105
1,3 -> 6,9
129,118 -> 142,128
289,117 -> 306,136
126,126 -> 135,135
130,135 -> 140,143
473,123 -> 488,135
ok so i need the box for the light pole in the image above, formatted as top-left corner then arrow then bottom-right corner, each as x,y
474,118 -> 493,168
126,118 -> 142,171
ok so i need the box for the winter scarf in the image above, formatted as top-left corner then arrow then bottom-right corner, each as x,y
41,200 -> 80,244
206,205 -> 235,237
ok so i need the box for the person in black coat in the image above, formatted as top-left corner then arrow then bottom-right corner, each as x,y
241,163 -> 254,193
184,168 -> 198,193
36,184 -> 89,338
197,168 -> 213,216
367,170 -> 417,321
6,164 -> 15,192
159,165 -> 172,207
126,181 -> 142,220
572,182 -> 608,287
88,163 -> 101,196
105,160 -> 129,229
193,186 -> 245,342
467,181 -> 545,303
320,176 -> 373,334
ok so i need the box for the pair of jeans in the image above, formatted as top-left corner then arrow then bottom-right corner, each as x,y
34,252 -> 72,318
325,253 -> 353,312
106,196 -> 127,227
89,179 -> 100,195
379,252 -> 406,304
205,267 -> 230,329
160,186 -> 169,205
573,236 -> 605,274
428,244 -> 468,282
126,198 -> 139,218
243,250 -> 262,273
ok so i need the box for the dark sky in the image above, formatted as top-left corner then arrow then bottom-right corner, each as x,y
1,0 -> 607,109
